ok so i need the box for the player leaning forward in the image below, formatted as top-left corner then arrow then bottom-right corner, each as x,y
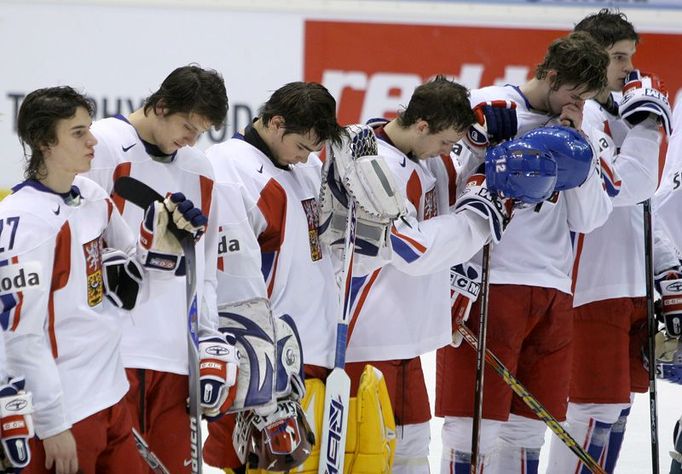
83,66 -> 238,472
0,87 -> 153,473
435,32 -> 614,473
547,10 -> 671,473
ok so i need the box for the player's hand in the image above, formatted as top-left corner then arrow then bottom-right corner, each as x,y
0,376 -> 33,470
619,70 -> 672,135
559,103 -> 584,130
164,193 -> 208,241
43,429 -> 78,474
657,272 -> 682,338
467,100 -> 518,148
450,263 -> 481,347
199,334 -> 239,421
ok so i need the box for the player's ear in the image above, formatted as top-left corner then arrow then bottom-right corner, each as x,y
271,115 -> 285,132
153,100 -> 169,117
546,70 -> 559,89
415,119 -> 430,135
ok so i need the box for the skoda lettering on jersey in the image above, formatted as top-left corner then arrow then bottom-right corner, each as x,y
0,261 -> 44,296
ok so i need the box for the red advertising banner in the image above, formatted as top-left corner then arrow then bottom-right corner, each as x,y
304,20 -> 682,125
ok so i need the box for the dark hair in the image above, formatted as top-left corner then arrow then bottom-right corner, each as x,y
17,86 -> 94,180
574,9 -> 639,48
259,82 -> 345,147
397,75 -> 475,134
143,65 -> 228,128
535,32 -> 609,93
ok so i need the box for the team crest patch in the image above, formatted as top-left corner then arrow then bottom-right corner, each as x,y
301,198 -> 322,261
423,188 -> 438,220
82,236 -> 104,307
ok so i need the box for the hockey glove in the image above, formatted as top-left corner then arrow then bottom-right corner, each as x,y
619,70 -> 672,136
199,334 -> 239,421
657,271 -> 682,338
137,199 -> 183,272
450,262 -> 481,348
652,331 -> 682,385
319,124 -> 406,256
466,100 -> 518,149
0,377 -> 33,470
454,169 -> 513,244
102,248 -> 144,310
163,193 -> 208,241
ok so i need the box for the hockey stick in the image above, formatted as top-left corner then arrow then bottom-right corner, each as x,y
643,198 -> 660,474
457,324 -> 607,474
132,428 -> 171,474
318,126 -> 376,474
114,176 -> 203,474
470,243 -> 490,473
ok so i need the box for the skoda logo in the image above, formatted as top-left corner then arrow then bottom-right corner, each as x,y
5,399 -> 28,411
665,281 -> 682,292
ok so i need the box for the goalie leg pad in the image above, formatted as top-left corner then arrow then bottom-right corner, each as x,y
288,377 -> 326,473
218,298 -> 277,412
344,365 -> 397,474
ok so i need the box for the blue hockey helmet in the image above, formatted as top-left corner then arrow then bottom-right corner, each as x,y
485,139 -> 558,204
519,126 -> 594,191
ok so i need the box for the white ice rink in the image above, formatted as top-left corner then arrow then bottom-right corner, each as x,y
204,350 -> 681,473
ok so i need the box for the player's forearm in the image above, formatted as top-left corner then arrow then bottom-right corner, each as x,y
565,170 -> 613,233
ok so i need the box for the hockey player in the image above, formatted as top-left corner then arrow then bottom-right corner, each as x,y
434,32 -> 614,473
652,100 -> 682,474
330,76 -> 523,473
0,86 -> 152,474
201,81 -> 348,472
546,10 -> 671,473
83,66 -> 238,473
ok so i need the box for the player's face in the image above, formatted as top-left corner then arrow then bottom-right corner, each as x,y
605,39 -> 636,92
271,121 -> 323,166
414,125 -> 465,160
154,111 -> 213,154
546,84 -> 595,116
43,106 -> 97,176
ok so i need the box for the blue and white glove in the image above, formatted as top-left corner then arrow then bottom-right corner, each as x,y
467,100 -> 518,149
619,70 -> 672,136
137,193 -> 207,272
655,268 -> 682,338
0,377 -> 33,471
450,263 -> 481,348
199,334 -> 239,421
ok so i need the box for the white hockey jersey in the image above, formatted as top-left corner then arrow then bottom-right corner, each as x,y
85,116 -> 220,375
654,104 -> 682,251
466,85 -> 612,293
572,97 -> 662,307
345,122 -> 490,362
207,132 -> 338,369
0,177 -> 133,439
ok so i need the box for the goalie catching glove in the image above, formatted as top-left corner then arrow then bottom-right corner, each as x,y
619,70 -> 672,136
466,100 -> 518,150
450,262 -> 482,348
0,377 -> 33,471
137,193 -> 208,272
199,334 -> 239,421
319,124 -> 406,257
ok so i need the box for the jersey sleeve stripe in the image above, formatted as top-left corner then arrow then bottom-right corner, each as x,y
346,269 -> 381,346
439,154 -> 458,207
199,175 -> 214,219
111,162 -> 132,213
48,223 -> 72,358
570,232 -> 586,295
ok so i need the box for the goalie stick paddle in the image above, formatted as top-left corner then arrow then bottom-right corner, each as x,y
318,125 -> 376,474
132,428 -> 171,474
457,324 -> 607,474
114,176 -> 203,474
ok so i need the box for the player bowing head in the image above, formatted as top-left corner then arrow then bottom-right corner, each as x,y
135,64 -> 228,155
529,31 -> 609,129
384,75 -> 475,159
252,81 -> 346,166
